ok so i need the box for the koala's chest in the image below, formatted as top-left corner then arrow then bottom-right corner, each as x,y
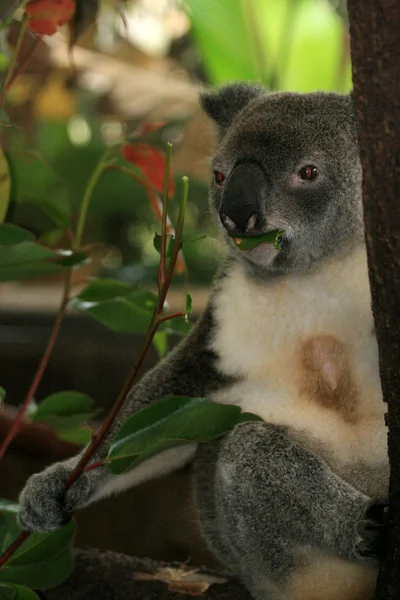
210,248 -> 387,494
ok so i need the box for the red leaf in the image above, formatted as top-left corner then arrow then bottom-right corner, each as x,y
121,143 -> 175,197
26,0 -> 76,36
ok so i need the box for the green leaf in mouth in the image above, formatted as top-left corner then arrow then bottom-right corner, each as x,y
229,229 -> 284,251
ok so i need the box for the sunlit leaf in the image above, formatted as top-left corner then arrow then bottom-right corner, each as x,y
0,224 -> 35,245
185,292 -> 192,322
152,331 -> 168,359
107,396 -> 247,474
0,147 -> 11,223
70,277 -> 157,333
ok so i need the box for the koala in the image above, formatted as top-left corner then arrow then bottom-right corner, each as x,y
18,84 -> 389,600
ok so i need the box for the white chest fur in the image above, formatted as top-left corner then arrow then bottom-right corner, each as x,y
210,245 -> 387,495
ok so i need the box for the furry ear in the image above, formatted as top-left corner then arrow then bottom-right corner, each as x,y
200,82 -> 265,136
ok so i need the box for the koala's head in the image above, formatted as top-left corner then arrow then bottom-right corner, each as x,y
201,83 -> 363,276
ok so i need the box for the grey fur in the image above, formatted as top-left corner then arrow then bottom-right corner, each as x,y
194,423 -> 378,600
18,83 -> 384,599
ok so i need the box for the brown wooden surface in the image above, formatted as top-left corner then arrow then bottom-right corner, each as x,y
39,549 -> 249,600
348,0 -> 400,597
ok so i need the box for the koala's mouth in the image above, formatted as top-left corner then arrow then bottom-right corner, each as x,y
229,229 -> 284,252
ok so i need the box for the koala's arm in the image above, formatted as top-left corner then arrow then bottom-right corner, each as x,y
194,422 -> 385,600
19,306 -> 231,532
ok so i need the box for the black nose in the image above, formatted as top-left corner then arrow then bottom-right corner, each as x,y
219,161 -> 267,234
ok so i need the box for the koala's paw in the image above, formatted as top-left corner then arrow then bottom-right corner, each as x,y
18,463 -> 91,532
357,501 -> 390,562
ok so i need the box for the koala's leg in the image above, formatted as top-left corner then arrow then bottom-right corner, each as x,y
193,422 -> 382,600
18,308 -> 232,532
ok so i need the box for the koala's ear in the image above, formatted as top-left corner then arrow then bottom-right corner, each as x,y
200,82 -> 265,136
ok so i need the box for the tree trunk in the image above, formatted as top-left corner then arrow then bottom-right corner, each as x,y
347,1 -> 400,598
38,549 -> 252,600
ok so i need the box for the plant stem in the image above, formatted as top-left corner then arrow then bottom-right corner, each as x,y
73,148 -> 110,250
158,312 -> 185,325
105,163 -> 187,275
0,531 -> 29,569
0,163 -> 189,570
0,269 -> 73,463
158,142 -> 172,291
65,175 -> 189,489
0,16 -> 27,104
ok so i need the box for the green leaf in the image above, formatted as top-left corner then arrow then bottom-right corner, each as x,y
70,278 -> 157,333
30,391 -> 97,445
159,315 -> 191,336
0,147 -> 11,223
0,546 -> 74,589
57,251 -> 89,268
185,292 -> 192,322
0,243 -> 86,282
153,233 -> 178,258
0,225 -> 35,245
0,509 -> 75,590
5,151 -> 71,228
0,108 -> 11,128
229,229 -> 284,251
0,261 -> 65,283
0,242 -> 58,267
106,396 -> 244,475
152,331 -> 168,359
239,412 -> 264,423
0,583 -> 40,600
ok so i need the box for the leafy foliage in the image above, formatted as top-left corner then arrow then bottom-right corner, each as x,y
30,391 -> 97,445
0,501 -> 75,589
106,396 -> 261,474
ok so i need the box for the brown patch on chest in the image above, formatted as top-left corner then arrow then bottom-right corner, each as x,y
298,335 -> 359,422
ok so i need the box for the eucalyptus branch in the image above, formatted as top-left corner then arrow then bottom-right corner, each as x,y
159,142 -> 172,291
0,269 -> 73,463
105,163 -> 187,275
0,148 -> 189,570
65,174 -> 189,489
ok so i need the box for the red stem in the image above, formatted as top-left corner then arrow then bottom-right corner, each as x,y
158,312 -> 185,324
0,531 -> 29,568
0,270 -> 72,463
0,166 -> 187,570
83,460 -> 105,473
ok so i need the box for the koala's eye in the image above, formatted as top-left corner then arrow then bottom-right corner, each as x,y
299,165 -> 318,181
213,170 -> 226,186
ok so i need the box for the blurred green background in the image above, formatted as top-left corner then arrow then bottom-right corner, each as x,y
2,0 -> 351,287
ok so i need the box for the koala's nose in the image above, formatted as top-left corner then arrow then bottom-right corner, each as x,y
219,161 -> 267,234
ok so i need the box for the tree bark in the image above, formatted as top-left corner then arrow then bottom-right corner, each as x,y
38,549 -> 252,600
347,1 -> 400,598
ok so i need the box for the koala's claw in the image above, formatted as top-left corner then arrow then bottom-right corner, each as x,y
359,501 -> 390,560
18,463 -> 91,532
